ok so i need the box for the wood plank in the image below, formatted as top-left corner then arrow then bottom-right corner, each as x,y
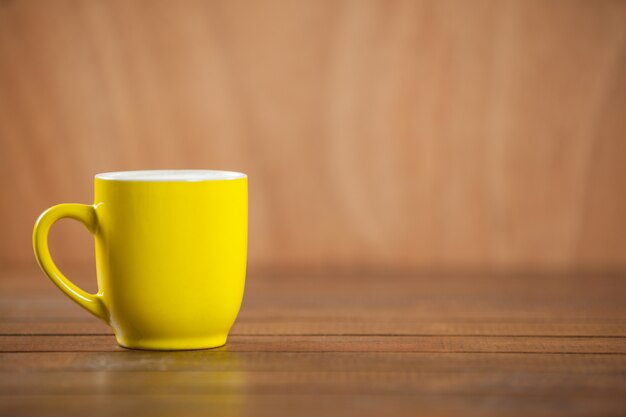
2,393 -> 624,417
2,319 -> 626,337
6,265 -> 626,290
1,351 -> 625,373
3,268 -> 626,324
1,370 -> 625,396
2,335 -> 625,354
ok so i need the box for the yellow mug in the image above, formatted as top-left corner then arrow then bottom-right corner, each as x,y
33,170 -> 247,350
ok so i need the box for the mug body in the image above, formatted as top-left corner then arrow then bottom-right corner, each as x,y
93,170 -> 247,350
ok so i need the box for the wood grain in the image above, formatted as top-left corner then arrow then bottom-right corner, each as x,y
2,369 -> 625,396
1,0 -> 626,269
2,395 -> 625,417
1,266 -> 626,416
2,351 -> 625,373
3,334 -> 626,354
3,319 -> 626,337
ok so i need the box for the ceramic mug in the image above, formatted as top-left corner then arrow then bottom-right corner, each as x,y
33,170 -> 247,350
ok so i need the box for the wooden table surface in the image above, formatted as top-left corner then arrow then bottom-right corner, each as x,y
1,266 -> 625,416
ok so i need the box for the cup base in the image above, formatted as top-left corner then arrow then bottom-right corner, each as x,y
116,334 -> 228,351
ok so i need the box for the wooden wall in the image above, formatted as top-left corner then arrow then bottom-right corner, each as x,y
1,0 -> 625,269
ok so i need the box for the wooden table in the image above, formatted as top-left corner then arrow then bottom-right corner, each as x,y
1,265 -> 625,416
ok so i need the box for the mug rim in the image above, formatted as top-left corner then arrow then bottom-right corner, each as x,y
95,169 -> 247,182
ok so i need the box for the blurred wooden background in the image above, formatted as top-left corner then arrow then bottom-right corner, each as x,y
1,0 -> 625,269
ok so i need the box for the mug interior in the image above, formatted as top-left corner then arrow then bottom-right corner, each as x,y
95,170 -> 246,182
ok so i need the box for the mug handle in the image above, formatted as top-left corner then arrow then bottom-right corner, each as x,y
33,204 -> 108,323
